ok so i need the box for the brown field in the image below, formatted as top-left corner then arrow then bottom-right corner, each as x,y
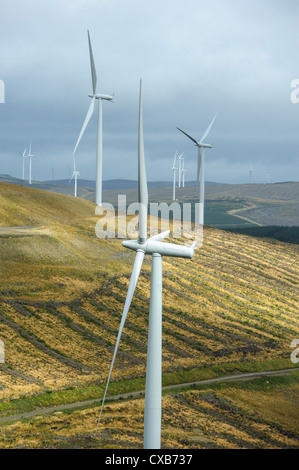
0,182 -> 298,449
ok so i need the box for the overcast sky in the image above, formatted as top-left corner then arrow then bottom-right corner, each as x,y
0,0 -> 298,184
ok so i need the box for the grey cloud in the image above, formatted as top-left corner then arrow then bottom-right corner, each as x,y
0,0 -> 298,184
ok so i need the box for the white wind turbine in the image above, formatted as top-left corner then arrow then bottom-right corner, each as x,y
28,141 -> 34,185
172,152 -> 178,200
97,80 -> 197,449
69,157 -> 80,197
249,162 -> 254,183
181,155 -> 187,188
73,30 -> 114,206
177,113 -> 218,225
178,151 -> 184,187
18,147 -> 27,180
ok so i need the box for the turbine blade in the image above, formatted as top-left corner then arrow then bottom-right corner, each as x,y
87,30 -> 97,95
148,230 -> 170,242
73,97 -> 95,154
96,249 -> 145,432
177,127 -> 199,146
172,153 -> 177,167
199,112 -> 218,144
138,79 -> 148,242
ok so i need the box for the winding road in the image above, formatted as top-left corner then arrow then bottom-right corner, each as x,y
0,367 -> 297,425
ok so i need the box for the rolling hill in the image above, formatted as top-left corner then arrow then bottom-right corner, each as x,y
0,182 -> 298,449
2,174 -> 298,228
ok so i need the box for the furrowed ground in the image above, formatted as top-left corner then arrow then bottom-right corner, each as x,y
0,182 -> 298,449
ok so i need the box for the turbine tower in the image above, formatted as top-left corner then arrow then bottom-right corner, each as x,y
97,79 -> 197,449
73,30 -> 114,206
177,113 -> 218,225
69,157 -> 80,197
172,152 -> 178,200
181,155 -> 187,188
18,148 -> 27,180
28,141 -> 34,185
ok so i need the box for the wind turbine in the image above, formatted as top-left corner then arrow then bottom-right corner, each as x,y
249,162 -> 254,183
73,30 -> 114,206
18,148 -> 27,180
69,157 -> 80,197
178,152 -> 184,187
97,79 -> 197,449
172,152 -> 178,200
177,112 -> 218,225
28,141 -> 34,185
181,155 -> 187,188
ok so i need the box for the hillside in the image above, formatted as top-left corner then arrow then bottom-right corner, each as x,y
0,181 -> 96,227
2,175 -> 298,228
0,182 -> 298,449
102,181 -> 299,228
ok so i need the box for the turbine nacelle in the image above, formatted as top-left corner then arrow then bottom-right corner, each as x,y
88,93 -> 114,101
122,231 -> 196,259
196,142 -> 213,149
123,239 -> 196,259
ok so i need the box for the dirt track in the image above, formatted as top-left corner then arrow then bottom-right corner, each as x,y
0,367 -> 297,425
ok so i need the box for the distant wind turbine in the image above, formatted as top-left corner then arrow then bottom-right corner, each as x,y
18,148 -> 27,180
181,155 -> 187,188
178,152 -> 184,187
73,30 -> 114,206
28,141 -> 34,185
69,157 -> 80,197
97,79 -> 196,449
249,162 -> 254,183
177,112 -> 218,225
172,152 -> 178,200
